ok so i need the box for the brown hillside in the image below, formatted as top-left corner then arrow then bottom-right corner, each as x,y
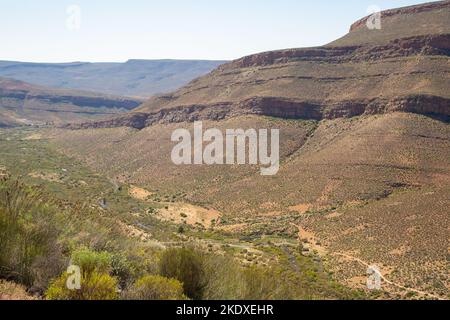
0,77 -> 142,127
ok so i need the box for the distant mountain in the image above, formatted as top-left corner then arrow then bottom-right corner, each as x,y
0,59 -> 227,98
0,77 -> 142,127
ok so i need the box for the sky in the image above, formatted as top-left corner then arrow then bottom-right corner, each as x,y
0,0 -> 429,62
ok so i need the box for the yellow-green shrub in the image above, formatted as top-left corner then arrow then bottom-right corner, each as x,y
46,271 -> 118,300
71,247 -> 112,276
46,247 -> 119,300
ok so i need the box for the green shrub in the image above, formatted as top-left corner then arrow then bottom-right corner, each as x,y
241,266 -> 278,300
202,254 -> 245,300
159,247 -> 205,300
111,253 -> 136,290
123,275 -> 187,300
0,178 -> 63,288
46,247 -> 120,300
71,247 -> 112,276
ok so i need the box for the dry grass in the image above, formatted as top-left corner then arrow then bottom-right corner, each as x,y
0,280 -> 37,300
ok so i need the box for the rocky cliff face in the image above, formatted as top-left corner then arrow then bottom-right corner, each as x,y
70,1 -> 450,130
220,34 -> 450,69
65,94 -> 450,130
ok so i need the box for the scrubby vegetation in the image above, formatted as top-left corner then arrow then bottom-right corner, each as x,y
0,279 -> 37,300
0,178 -> 65,291
0,176 -> 364,300
158,247 -> 362,300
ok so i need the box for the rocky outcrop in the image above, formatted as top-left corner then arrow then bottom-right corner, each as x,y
65,112 -> 150,130
64,94 -> 450,130
0,89 -> 141,110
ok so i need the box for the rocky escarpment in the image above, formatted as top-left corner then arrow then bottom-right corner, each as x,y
65,94 -> 450,130
330,1 -> 450,46
219,34 -> 450,70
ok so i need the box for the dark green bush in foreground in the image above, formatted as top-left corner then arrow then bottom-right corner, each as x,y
159,247 -> 205,300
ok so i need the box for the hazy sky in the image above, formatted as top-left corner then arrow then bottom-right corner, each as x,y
0,0 -> 428,62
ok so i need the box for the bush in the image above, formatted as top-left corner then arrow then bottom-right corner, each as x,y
159,247 -> 205,300
123,275 -> 187,300
111,253 -> 136,290
202,254 -> 245,300
0,178 -> 63,288
46,271 -> 118,300
71,247 -> 112,276
46,247 -> 119,300
242,266 -> 278,300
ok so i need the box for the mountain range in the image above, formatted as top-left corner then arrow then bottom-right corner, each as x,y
0,59 -> 226,98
